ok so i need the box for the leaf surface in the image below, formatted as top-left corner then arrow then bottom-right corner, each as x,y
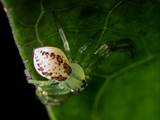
3,0 -> 160,120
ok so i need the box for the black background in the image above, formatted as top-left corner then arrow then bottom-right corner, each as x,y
0,2 -> 50,120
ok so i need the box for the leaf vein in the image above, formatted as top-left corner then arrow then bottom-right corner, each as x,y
92,53 -> 159,119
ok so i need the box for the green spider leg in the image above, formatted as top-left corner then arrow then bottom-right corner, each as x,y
52,11 -> 72,62
28,80 -> 71,95
32,82 -> 69,105
28,77 -> 71,105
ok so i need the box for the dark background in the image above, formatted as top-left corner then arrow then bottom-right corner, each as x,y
0,2 -> 49,120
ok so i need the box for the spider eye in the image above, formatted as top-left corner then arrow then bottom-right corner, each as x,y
81,80 -> 88,88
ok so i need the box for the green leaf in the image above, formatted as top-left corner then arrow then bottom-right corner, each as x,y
2,0 -> 160,120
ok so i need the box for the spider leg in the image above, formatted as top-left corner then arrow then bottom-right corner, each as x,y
36,85 -> 69,106
77,30 -> 103,67
84,38 -> 135,73
28,79 -> 58,86
52,11 -> 72,62
28,79 -> 72,105
88,44 -> 111,67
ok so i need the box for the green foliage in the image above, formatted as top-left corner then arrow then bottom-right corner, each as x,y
3,0 -> 160,120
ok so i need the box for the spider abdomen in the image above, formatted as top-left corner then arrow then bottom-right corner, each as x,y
33,47 -> 72,81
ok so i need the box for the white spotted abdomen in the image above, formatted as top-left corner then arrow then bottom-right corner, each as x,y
33,47 -> 72,81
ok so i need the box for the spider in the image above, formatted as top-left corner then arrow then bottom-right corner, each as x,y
28,1 -> 134,105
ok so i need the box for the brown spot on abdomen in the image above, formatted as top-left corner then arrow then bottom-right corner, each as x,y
56,55 -> 63,65
38,67 -> 44,71
51,75 -> 67,81
63,62 -> 72,75
50,52 -> 55,59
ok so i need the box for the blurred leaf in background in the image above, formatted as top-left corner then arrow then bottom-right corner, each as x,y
2,0 -> 160,120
